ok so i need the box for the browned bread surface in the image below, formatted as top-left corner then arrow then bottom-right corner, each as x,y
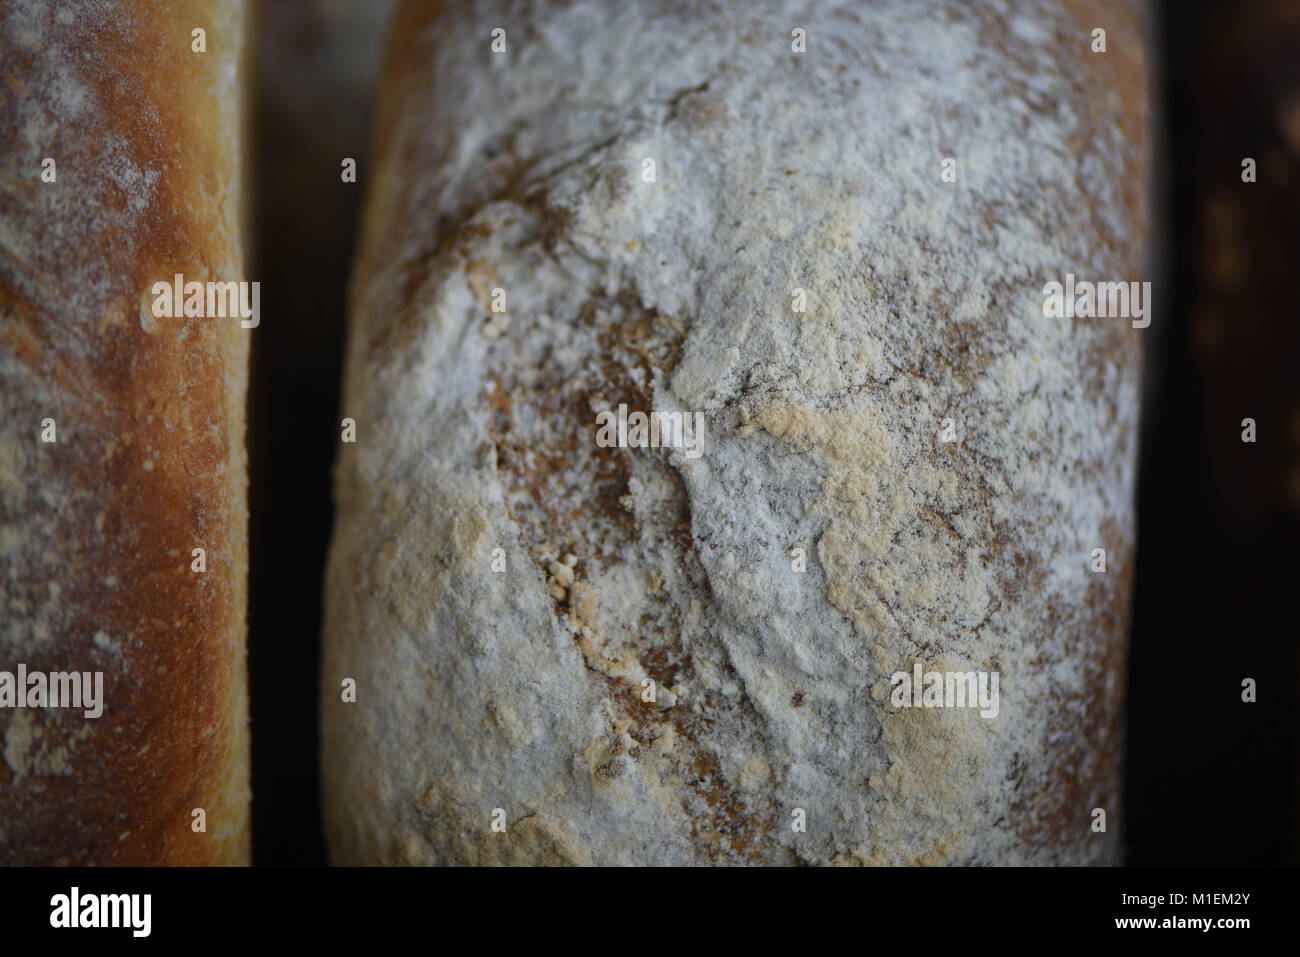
0,0 -> 251,865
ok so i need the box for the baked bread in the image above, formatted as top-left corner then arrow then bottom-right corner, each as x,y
0,0 -> 251,864
323,0 -> 1151,864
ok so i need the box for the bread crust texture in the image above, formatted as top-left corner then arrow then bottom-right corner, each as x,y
324,0 -> 1150,865
0,0 -> 251,865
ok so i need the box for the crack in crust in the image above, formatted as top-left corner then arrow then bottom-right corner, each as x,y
482,283 -> 781,862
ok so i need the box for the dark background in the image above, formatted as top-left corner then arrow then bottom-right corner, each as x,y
246,0 -> 395,866
1127,0 -> 1300,865
246,0 -> 1300,865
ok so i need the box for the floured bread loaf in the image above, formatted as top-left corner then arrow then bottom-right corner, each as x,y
0,1 -> 251,864
323,0 -> 1150,864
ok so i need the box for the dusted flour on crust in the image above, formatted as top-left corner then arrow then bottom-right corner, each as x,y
323,0 -> 1149,865
0,0 -> 250,864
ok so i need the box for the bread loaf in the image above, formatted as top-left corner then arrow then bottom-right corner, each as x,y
0,0 -> 251,864
323,0 -> 1150,864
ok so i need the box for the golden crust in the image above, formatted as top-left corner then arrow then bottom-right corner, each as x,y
0,0 -> 250,864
